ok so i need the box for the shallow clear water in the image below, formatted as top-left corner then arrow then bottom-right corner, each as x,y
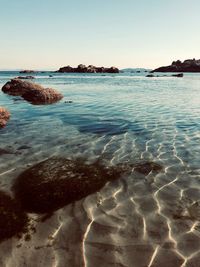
1,71 -> 200,266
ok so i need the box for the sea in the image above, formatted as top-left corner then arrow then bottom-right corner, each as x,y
0,71 -> 200,267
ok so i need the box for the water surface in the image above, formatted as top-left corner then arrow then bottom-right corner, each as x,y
0,71 -> 200,267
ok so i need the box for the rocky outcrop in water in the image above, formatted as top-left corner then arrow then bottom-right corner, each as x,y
0,107 -> 10,128
2,79 -> 63,105
13,157 -> 163,214
13,158 -> 122,213
152,59 -> 200,72
172,73 -> 184,77
22,87 -> 63,105
0,190 -> 28,242
146,73 -> 183,78
2,79 -> 43,96
19,70 -> 35,74
16,76 -> 35,80
57,64 -> 119,73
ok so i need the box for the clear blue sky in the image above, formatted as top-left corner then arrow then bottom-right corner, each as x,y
0,0 -> 200,70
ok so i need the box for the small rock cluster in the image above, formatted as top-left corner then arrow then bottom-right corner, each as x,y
57,64 -> 119,73
1,79 -> 63,128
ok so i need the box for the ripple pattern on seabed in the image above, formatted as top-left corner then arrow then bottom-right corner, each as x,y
0,72 -> 200,266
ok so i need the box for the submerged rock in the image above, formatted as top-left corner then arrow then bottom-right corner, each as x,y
0,148 -> 14,155
0,107 -> 10,128
17,145 -> 31,150
187,201 -> 200,220
2,79 -> 63,104
13,158 -> 122,213
134,162 -> 163,175
0,190 -> 28,242
113,161 -> 163,176
15,76 -> 35,80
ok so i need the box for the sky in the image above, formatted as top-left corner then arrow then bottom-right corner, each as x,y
0,0 -> 200,70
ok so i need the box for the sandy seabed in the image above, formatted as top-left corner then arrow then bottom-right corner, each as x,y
0,72 -> 200,266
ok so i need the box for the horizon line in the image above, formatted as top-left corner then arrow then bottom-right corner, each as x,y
0,66 -> 153,71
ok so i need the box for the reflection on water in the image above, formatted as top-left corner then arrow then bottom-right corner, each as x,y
0,72 -> 200,266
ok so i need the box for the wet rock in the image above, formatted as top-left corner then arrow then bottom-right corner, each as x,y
146,74 -> 183,78
134,162 -> 163,175
17,145 -> 31,150
2,79 -> 44,96
2,79 -> 63,104
0,190 -> 28,242
0,148 -> 14,155
15,76 -> 35,80
172,73 -> 183,77
22,87 -> 63,105
146,74 -> 155,77
0,107 -> 10,128
13,158 -> 122,213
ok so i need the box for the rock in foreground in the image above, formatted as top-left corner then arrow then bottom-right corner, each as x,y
152,58 -> 200,73
2,79 -> 63,105
0,107 -> 10,128
57,64 -> 119,73
0,190 -> 28,242
13,158 -> 122,213
2,79 -> 44,96
22,87 -> 63,105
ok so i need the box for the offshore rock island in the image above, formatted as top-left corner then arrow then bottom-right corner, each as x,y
152,58 -> 200,72
56,64 -> 119,73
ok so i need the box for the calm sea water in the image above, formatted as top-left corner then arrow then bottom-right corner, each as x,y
0,71 -> 200,266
